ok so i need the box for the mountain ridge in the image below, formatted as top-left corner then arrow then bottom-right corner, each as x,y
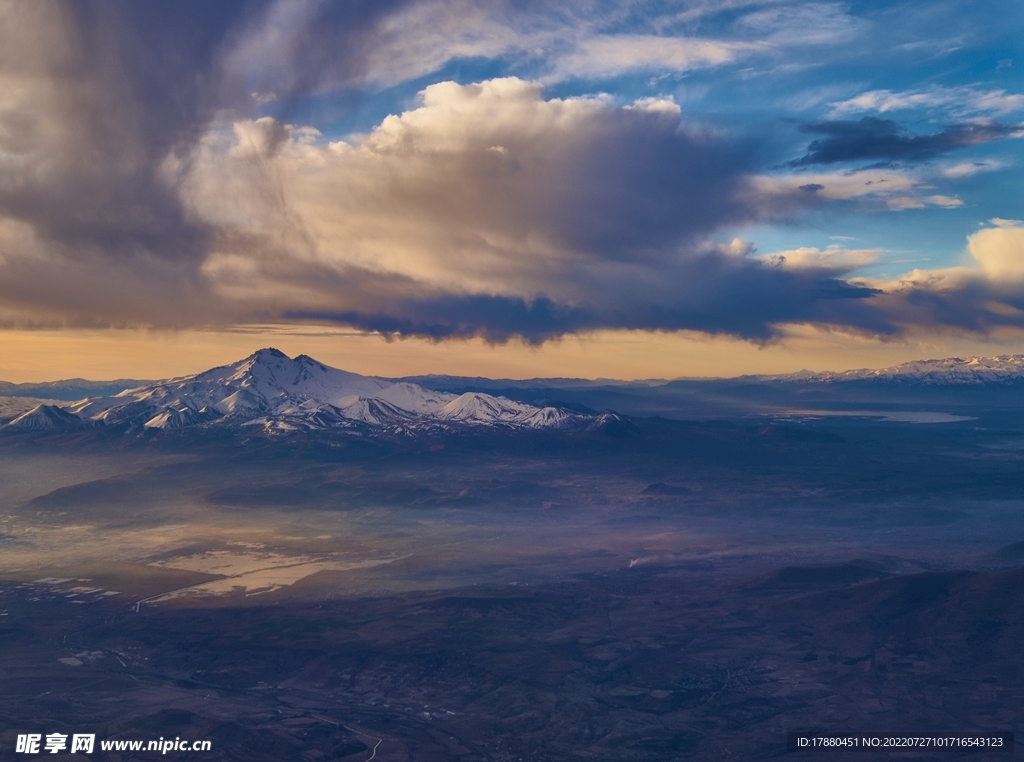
739,355 -> 1024,385
1,349 -> 586,435
4,351 -> 1023,435
5,353 -> 1024,402
0,378 -> 150,401
407,354 -> 1024,391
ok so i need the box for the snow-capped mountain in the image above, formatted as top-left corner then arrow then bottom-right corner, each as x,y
759,355 -> 1024,385
435,392 -> 576,427
4,404 -> 84,431
50,348 -> 583,434
0,396 -> 63,423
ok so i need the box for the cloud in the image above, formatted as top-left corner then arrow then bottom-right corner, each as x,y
3,2 -> 1024,348
939,160 -> 1005,178
840,222 -> 1024,337
754,167 -> 915,200
224,0 -> 517,94
0,1 -> 263,326
830,86 -> 1024,117
759,246 -> 881,272
0,2 -> 241,260
225,0 -> 769,98
967,223 -> 1024,279
924,195 -> 964,208
0,3 -> 848,340
735,2 -> 865,46
749,167 -> 965,211
787,117 -> 1023,167
231,117 -> 295,157
547,35 -> 760,81
163,78 -> 877,341
880,194 -> 964,211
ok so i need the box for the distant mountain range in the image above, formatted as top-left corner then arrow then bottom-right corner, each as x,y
1,349 -> 590,434
410,355 -> 1024,391
0,378 -> 149,400
745,355 -> 1024,385
4,352 -> 1024,434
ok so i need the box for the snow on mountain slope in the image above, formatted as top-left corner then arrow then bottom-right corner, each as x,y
757,355 -> 1024,385
144,406 -> 223,430
4,404 -> 82,431
0,396 -> 64,424
375,382 -> 453,413
61,349 -> 582,433
436,393 -> 573,427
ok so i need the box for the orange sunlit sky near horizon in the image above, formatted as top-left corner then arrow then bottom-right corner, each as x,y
4,326 -> 1024,384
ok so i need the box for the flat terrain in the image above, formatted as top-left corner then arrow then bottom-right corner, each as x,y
2,558 -> 1023,761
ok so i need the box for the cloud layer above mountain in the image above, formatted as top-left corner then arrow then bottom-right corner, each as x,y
0,0 -> 1022,346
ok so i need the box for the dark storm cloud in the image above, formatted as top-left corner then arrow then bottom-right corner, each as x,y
787,116 -> 1023,167
0,0 -> 428,326
0,1 -> 259,261
289,258 -> 880,344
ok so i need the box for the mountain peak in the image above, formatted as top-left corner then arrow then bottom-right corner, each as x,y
56,351 -> 584,435
4,404 -> 82,431
239,347 -> 291,372
250,347 -> 288,360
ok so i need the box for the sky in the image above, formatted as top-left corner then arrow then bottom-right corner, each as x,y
0,0 -> 1022,382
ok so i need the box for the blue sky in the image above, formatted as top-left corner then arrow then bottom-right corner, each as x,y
0,0 -> 1022,379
